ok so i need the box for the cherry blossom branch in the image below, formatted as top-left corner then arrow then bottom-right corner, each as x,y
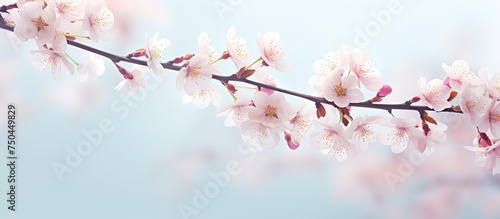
10,2 -> 500,175
0,18 -> 183,71
0,19 -> 462,115
214,73 -> 462,114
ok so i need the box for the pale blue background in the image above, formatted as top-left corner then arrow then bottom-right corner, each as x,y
1,0 -> 500,218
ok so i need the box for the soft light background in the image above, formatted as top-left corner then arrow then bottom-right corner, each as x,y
1,0 -> 500,218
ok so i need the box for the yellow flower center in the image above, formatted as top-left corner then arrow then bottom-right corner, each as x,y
32,17 -> 46,31
265,106 -> 277,117
335,85 -> 347,96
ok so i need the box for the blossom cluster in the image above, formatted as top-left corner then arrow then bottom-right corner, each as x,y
2,2 -> 499,175
171,28 -> 450,162
3,0 -> 112,80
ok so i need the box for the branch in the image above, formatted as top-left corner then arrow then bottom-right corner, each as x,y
0,20 -> 183,71
0,21 -> 462,114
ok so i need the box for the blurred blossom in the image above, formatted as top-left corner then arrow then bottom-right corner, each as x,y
42,81 -> 106,115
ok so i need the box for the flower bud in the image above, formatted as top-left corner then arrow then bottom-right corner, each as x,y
129,48 -> 146,58
377,84 -> 392,97
411,96 -> 421,103
220,50 -> 230,60
225,83 -> 237,94
284,132 -> 300,150
479,132 -> 492,147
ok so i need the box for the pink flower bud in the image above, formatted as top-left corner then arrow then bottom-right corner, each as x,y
284,132 -> 300,150
479,132 -> 492,147
225,83 -> 237,94
316,103 -> 326,119
341,117 -> 350,126
377,84 -> 392,97
411,96 -> 421,103
115,64 -> 134,80
172,57 -> 183,64
422,122 -> 430,136
220,50 -> 230,60
129,49 -> 146,58
182,54 -> 195,61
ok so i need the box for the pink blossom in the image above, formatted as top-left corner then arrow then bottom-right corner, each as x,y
46,0 -> 85,21
182,86 -> 221,109
418,77 -> 451,111
43,18 -> 75,52
247,91 -> 295,129
309,48 -> 349,93
16,0 -> 44,8
461,82 -> 491,126
176,54 -> 219,96
215,92 -> 253,127
478,67 -> 500,99
310,114 -> 356,162
478,100 -> 500,137
378,117 -> 426,153
464,138 -> 500,175
286,103 -> 315,147
30,48 -> 74,79
348,48 -> 382,91
254,68 -> 279,95
13,2 -> 56,44
256,31 -> 290,72
198,32 -> 219,64
82,0 -> 114,42
420,122 -> 447,153
345,115 -> 386,151
239,121 -> 281,152
114,66 -> 148,96
76,52 -> 104,82
145,32 -> 171,75
442,60 -> 479,91
377,84 -> 392,97
322,68 -> 364,107
226,27 -> 252,69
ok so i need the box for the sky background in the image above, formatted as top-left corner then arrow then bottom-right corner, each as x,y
1,0 -> 500,218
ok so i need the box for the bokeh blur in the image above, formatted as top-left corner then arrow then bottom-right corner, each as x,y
1,0 -> 500,218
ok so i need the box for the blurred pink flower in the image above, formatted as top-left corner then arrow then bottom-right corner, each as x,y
46,0 -> 84,21
239,121 -> 281,152
30,48 -> 74,79
215,92 -> 253,127
182,86 -> 221,109
460,82 -> 490,126
76,52 -> 105,82
257,31 -> 290,72
310,113 -> 356,161
114,66 -> 148,95
226,27 -> 251,69
478,100 -> 500,137
348,48 -> 382,91
82,0 -> 114,42
442,60 -> 479,91
286,102 -> 315,147
478,67 -> 500,99
379,117 -> 425,153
